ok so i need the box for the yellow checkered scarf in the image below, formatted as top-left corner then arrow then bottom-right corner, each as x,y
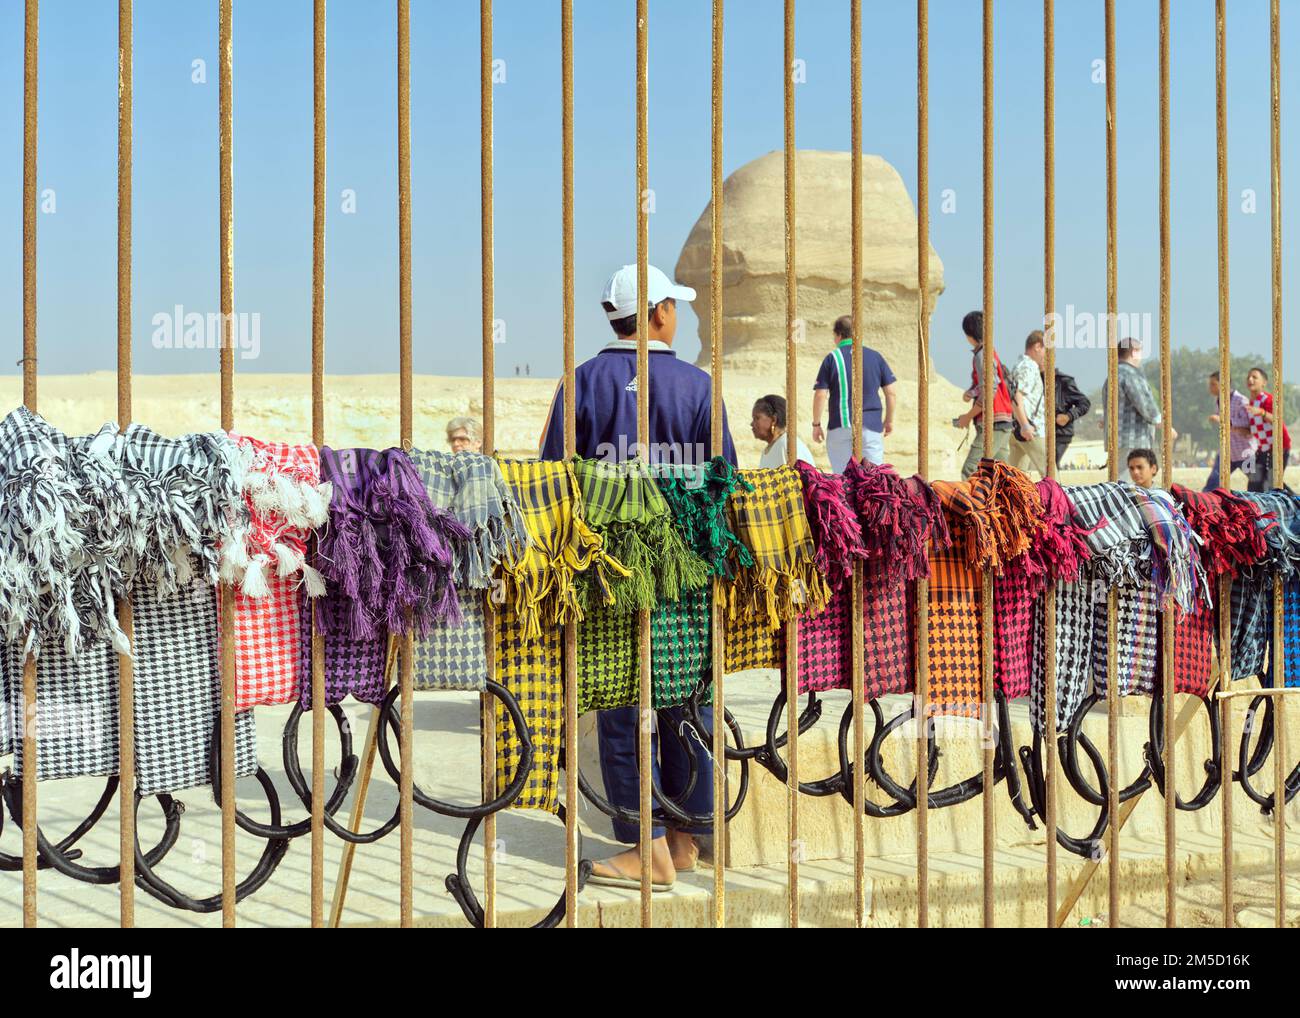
492,458 -> 628,813
725,465 -> 830,628
493,458 -> 629,639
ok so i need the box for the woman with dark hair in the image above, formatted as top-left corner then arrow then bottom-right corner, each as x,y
752,394 -> 813,468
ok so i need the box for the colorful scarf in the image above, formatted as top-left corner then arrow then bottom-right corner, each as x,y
931,460 -> 1043,716
1025,479 -> 1099,731
1284,578 -> 1299,688
0,418 -> 256,793
723,466 -> 830,674
302,447 -> 470,708
574,459 -> 743,714
572,457 -> 709,612
493,459 -> 626,813
221,436 -> 330,711
1171,485 -> 1268,581
1231,491 -> 1300,683
795,462 -> 943,698
790,463 -> 868,695
1169,485 -> 1265,698
408,450 -> 528,693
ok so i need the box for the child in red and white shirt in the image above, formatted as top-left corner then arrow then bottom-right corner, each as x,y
1245,366 -> 1291,491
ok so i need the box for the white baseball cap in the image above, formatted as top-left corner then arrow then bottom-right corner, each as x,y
600,264 -> 697,321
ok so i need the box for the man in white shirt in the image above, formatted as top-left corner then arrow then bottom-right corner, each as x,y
751,395 -> 814,468
1008,330 -> 1048,477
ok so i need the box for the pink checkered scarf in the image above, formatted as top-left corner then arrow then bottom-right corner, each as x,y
219,435 -> 331,711
839,460 -> 950,581
794,462 -> 947,697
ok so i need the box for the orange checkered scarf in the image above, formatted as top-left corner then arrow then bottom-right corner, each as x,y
928,460 -> 1045,715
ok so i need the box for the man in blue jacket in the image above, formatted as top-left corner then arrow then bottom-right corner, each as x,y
540,263 -> 736,890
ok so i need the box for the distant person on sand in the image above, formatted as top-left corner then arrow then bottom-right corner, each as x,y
1008,330 -> 1048,478
752,395 -> 813,468
1244,366 -> 1291,491
1204,370 -> 1253,490
955,310 -> 1014,479
1101,336 -> 1175,467
538,263 -> 736,891
1127,447 -> 1158,489
1052,369 -> 1091,469
446,416 -> 483,453
810,315 -> 896,472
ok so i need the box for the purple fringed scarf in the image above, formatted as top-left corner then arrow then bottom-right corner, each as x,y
302,446 -> 471,707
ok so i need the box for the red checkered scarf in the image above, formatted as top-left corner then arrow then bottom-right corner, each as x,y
1167,484 -> 1267,698
1170,484 -> 1268,582
217,435 -> 331,711
935,461 -> 1045,701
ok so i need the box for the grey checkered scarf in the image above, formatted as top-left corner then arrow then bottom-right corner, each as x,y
1130,486 -> 1209,616
406,449 -> 527,692
0,410 -> 242,660
0,410 -> 255,791
1062,482 -> 1150,589
0,408 -> 120,658
406,449 -> 530,591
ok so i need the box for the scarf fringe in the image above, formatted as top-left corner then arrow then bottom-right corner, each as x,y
795,461 -> 867,591
316,448 -> 471,642
657,459 -> 754,578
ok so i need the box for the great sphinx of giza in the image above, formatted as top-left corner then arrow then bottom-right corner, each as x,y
675,150 -> 966,474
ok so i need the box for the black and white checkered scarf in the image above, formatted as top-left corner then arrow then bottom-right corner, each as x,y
0,410 -> 256,792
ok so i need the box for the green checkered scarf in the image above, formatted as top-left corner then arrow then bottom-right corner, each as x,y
575,459 -> 749,712
657,458 -> 754,576
571,457 -> 710,613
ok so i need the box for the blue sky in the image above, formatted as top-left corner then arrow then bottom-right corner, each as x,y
1,0 -> 1296,391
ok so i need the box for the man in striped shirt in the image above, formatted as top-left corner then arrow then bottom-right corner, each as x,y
810,315 -> 897,472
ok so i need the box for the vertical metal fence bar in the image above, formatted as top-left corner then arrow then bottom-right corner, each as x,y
1269,0 -> 1285,931
915,0 -> 930,930
1158,0 -> 1175,930
635,0 -> 653,928
396,0 -> 415,929
478,0 -> 498,930
561,0 -> 579,930
310,0 -> 327,930
1102,0 -> 1120,930
849,0 -> 866,930
217,0 -> 238,929
116,0 -> 136,931
980,0 -> 995,929
782,0 -> 800,929
477,33 -> 498,940
1214,0 -> 1233,930
1042,0 -> 1057,930
709,0 -> 727,930
21,0 -> 37,932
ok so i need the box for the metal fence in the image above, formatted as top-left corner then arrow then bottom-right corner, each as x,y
9,0 -> 1294,929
